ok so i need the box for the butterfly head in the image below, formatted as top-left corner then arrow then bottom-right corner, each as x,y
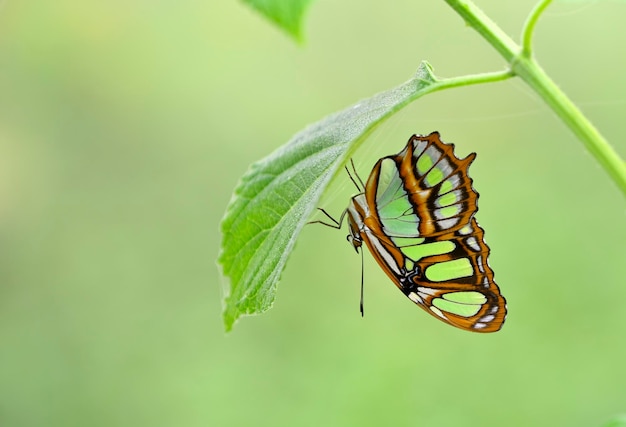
346,208 -> 363,253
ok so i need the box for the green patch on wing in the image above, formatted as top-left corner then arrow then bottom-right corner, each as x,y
432,296 -> 483,317
416,151 -> 433,175
401,240 -> 455,261
391,237 -> 426,247
439,178 -> 454,195
437,205 -> 461,218
376,159 -> 422,237
425,258 -> 473,282
437,191 -> 458,207
376,159 -> 404,206
379,213 -> 420,236
443,291 -> 487,304
379,197 -> 413,220
425,165 -> 445,187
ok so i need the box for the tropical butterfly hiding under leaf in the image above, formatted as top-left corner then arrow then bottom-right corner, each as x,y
312,132 -> 507,333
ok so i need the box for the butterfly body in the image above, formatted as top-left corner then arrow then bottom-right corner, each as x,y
346,132 -> 506,332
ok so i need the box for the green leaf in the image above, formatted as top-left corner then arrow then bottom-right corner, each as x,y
218,62 -> 438,331
242,0 -> 315,42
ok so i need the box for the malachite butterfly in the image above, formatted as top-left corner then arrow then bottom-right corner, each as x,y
318,132 -> 507,332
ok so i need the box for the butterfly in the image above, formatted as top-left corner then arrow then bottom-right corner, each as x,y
314,132 -> 507,332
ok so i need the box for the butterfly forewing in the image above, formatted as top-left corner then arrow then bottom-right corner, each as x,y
349,132 -> 506,332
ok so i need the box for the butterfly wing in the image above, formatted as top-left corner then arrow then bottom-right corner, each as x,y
350,132 -> 506,332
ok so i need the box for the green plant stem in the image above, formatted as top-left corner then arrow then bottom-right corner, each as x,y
443,0 -> 626,196
513,60 -> 626,194
521,0 -> 552,55
444,0 -> 518,61
430,69 -> 514,91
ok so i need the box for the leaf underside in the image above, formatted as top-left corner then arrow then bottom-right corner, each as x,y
218,62 -> 438,331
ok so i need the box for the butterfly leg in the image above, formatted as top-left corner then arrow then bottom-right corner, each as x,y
307,208 -> 347,229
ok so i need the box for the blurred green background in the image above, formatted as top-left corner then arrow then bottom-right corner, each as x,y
1,1 -> 625,426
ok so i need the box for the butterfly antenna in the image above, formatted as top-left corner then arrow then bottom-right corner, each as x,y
360,246 -> 364,317
351,159 -> 365,190
345,165 -> 361,192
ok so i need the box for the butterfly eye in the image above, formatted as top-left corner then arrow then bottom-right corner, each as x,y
346,233 -> 362,252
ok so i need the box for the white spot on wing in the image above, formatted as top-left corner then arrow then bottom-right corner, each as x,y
458,224 -> 473,235
480,314 -> 495,323
438,217 -> 459,230
429,305 -> 446,319
408,292 -> 423,304
447,173 -> 461,189
473,322 -> 487,329
424,146 -> 442,166
412,139 -> 428,157
417,286 -> 438,297
437,158 -> 452,179
482,277 -> 489,288
466,236 -> 480,252
477,255 -> 485,273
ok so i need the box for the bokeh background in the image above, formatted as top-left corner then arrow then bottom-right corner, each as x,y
1,0 -> 625,426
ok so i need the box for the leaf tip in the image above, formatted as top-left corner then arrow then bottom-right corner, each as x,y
222,306 -> 236,333
242,0 -> 314,44
415,61 -> 437,81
